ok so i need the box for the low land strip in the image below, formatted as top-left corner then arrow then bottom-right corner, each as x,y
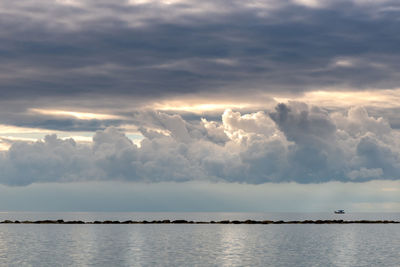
0,220 -> 399,224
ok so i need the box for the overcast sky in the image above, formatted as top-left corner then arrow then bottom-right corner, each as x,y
0,0 -> 400,211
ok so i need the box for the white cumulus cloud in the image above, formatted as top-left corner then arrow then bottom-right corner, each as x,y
1,103 -> 400,186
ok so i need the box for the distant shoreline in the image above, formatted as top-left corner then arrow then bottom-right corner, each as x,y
1,220 -> 399,224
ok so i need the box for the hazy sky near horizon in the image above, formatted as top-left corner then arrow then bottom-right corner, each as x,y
0,0 -> 400,211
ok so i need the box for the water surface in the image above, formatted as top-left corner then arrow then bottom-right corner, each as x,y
0,213 -> 399,266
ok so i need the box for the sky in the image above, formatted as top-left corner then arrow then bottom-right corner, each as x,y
0,0 -> 400,212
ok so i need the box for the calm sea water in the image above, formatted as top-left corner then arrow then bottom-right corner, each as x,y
0,212 -> 399,266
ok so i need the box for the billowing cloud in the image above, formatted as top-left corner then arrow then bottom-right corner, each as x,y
1,102 -> 400,186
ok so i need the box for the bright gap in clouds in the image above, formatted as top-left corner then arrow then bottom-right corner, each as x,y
292,0 -> 323,8
55,0 -> 82,7
148,88 -> 400,115
128,0 -> 185,4
30,108 -> 123,120
152,102 -> 251,113
0,123 -> 144,151
273,88 -> 400,109
0,130 -> 94,151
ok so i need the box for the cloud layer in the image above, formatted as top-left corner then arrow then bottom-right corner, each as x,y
1,0 -> 400,103
1,102 -> 399,186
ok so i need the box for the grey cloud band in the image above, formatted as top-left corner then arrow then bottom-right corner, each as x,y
1,0 -> 400,101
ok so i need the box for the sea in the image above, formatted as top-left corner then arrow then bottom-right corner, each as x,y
0,212 -> 399,266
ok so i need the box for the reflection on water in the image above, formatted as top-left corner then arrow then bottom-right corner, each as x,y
330,225 -> 357,266
218,225 -> 248,266
0,224 -> 399,266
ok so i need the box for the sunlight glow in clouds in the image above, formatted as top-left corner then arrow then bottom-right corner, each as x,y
381,187 -> 399,192
128,0 -> 185,4
334,59 -> 354,68
150,88 -> 400,115
292,0 -> 322,8
152,102 -> 251,113
0,136 -> 38,151
30,109 -> 123,120
0,124 -> 50,134
274,89 -> 400,108
55,0 -> 82,7
0,124 -> 96,151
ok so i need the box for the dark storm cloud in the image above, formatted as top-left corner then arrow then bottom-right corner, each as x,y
1,0 -> 400,103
